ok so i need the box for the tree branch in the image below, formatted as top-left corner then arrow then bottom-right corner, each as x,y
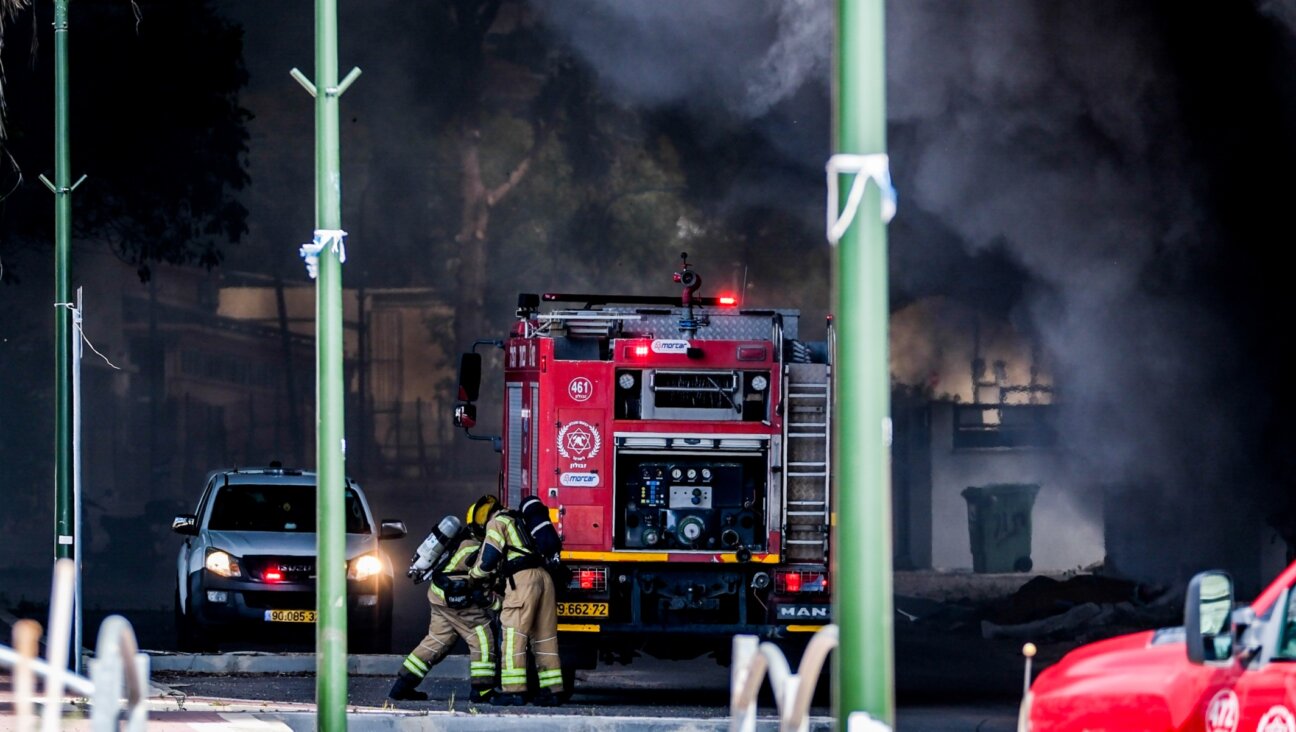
486,113 -> 550,206
485,154 -> 533,207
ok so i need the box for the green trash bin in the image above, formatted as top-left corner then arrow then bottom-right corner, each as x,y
961,483 -> 1040,573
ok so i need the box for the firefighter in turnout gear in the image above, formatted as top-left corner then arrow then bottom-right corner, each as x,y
467,494 -> 565,706
388,516 -> 496,703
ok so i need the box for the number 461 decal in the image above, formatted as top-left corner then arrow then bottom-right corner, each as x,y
568,377 -> 593,402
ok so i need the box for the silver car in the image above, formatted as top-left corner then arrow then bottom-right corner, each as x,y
171,464 -> 407,652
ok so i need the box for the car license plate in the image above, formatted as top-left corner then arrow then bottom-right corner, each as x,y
265,609 -> 316,623
557,602 -> 607,618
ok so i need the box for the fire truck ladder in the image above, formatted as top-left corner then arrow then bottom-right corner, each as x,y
533,311 -> 641,338
782,361 -> 831,563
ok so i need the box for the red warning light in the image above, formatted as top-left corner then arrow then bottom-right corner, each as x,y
634,345 -> 649,357
263,570 -> 284,582
718,295 -> 737,306
784,572 -> 802,593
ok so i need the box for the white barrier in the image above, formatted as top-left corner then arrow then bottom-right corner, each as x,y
729,624 -> 886,732
89,615 -> 150,731
0,558 -> 150,731
41,560 -> 75,732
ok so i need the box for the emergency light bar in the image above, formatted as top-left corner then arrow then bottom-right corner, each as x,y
541,293 -> 738,308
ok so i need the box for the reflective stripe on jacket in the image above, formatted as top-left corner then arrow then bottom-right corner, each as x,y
430,537 -> 481,603
469,512 -> 530,580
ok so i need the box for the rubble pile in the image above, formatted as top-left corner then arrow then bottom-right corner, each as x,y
895,573 -> 1186,648
980,574 -> 1183,644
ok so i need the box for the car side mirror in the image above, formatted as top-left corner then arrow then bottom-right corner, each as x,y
379,520 -> 408,541
454,403 -> 477,429
457,353 -> 482,403
1186,570 -> 1235,664
172,514 -> 199,536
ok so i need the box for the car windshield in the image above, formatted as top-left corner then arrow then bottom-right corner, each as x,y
207,484 -> 371,534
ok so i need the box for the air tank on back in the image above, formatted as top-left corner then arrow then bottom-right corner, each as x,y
407,515 -> 464,584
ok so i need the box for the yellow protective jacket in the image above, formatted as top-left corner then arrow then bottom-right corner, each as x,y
468,512 -> 540,583
428,534 -> 482,607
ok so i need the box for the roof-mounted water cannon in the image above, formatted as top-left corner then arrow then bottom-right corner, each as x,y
673,252 -> 708,338
674,252 -> 702,306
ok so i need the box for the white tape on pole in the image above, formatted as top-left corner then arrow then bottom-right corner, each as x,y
299,229 -> 348,279
826,153 -> 896,244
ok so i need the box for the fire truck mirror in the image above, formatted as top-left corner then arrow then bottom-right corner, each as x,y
1185,570 -> 1234,665
454,403 -> 477,429
457,353 -> 482,402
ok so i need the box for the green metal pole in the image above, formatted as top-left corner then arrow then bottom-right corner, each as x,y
313,0 -> 347,727
52,0 -> 73,569
832,0 -> 894,726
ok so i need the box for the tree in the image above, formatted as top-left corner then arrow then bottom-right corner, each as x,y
0,0 -> 250,557
414,1 -> 716,347
394,0 -> 828,348
0,0 -> 31,141
436,0 -> 555,351
0,0 -> 250,282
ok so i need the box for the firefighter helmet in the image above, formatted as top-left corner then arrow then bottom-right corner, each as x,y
467,495 -> 500,538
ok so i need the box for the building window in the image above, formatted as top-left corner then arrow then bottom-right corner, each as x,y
952,404 -> 1057,449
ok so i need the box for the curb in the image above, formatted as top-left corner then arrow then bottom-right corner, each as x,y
138,710 -> 830,731
145,652 -> 463,677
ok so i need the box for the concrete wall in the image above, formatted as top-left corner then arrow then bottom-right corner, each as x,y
927,402 -> 1103,572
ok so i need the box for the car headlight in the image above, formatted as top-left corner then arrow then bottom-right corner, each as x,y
205,549 -> 242,578
348,553 -> 384,581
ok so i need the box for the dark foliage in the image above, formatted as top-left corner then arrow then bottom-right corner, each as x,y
0,0 -> 250,281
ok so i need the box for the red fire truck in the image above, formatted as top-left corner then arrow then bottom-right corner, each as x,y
452,255 -> 833,665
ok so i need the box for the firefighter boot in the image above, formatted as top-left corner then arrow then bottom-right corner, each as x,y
469,684 -> 496,704
489,692 -> 526,706
531,688 -> 563,707
388,671 -> 429,701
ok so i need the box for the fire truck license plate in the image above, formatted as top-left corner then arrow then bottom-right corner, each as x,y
265,609 -> 316,623
557,602 -> 607,618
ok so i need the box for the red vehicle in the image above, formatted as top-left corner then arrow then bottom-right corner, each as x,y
1022,561 -> 1296,731
452,255 -> 833,666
